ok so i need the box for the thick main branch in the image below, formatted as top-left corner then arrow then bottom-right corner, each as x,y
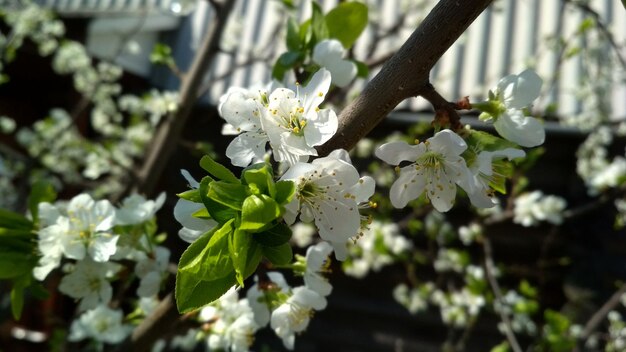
318,0 -> 493,156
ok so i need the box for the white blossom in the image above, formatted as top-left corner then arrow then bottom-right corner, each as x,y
290,222 -> 316,248
481,69 -> 545,147
281,149 -> 375,259
69,305 -> 131,344
260,69 -> 338,166
513,191 -> 567,227
312,39 -> 357,87
59,259 -> 119,311
116,193 -> 166,226
246,271 -> 291,327
465,148 -> 525,208
270,286 -> 327,350
135,246 -> 170,297
375,130 -> 474,212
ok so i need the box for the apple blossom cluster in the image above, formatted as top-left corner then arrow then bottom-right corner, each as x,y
32,192 -> 169,345
513,190 -> 567,227
343,220 -> 413,278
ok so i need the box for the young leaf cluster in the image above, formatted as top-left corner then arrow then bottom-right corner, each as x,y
175,156 -> 296,313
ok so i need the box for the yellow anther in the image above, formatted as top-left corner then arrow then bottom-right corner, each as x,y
414,139 -> 420,144
318,92 -> 324,97
394,166 -> 401,173
368,201 -> 378,209
293,126 -> 300,134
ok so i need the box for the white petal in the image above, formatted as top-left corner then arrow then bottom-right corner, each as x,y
426,170 -> 457,212
178,227 -> 205,243
375,141 -> 424,165
326,59 -> 357,87
93,200 -> 116,232
428,130 -> 467,157
327,149 -> 351,163
225,132 -> 268,167
304,273 -> 332,296
476,148 -> 525,176
38,203 -> 60,226
89,234 -> 119,262
180,169 -> 199,189
291,286 -> 327,310
303,108 -> 337,147
312,39 -> 344,66
349,176 -> 376,203
300,69 -> 331,113
494,111 -> 545,147
315,197 -> 360,243
281,162 -> 317,181
173,199 -> 211,231
329,240 -> 349,261
389,168 -> 426,208
499,69 -> 542,109
219,90 -> 262,131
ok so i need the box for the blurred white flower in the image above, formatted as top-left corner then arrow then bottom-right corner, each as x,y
69,305 -> 131,344
312,39 -> 357,87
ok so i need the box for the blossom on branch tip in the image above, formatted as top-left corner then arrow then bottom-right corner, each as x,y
375,130 -> 474,212
477,69 -> 545,147
281,149 -> 375,260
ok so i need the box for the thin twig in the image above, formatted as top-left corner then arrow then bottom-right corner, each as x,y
482,237 -> 524,352
579,284 -> 626,341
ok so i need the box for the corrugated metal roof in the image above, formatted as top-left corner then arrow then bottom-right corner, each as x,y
184,0 -> 626,121
30,0 -> 626,120
32,0 -> 181,15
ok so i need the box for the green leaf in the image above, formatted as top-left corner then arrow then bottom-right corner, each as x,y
150,43 -> 174,66
199,177 -> 238,223
253,222 -> 292,247
325,2 -> 368,48
177,189 -> 202,203
262,242 -> 293,265
178,226 -> 218,274
354,60 -> 369,78
311,2 -> 329,43
240,195 -> 282,232
286,17 -> 301,51
199,155 -> 239,183
272,59 -> 291,81
0,251 -> 36,279
28,180 -> 57,225
207,181 -> 248,211
274,180 -> 296,205
278,51 -> 301,66
243,163 -> 275,197
229,228 -> 254,286
11,285 -> 24,320
175,270 -> 237,313
0,209 -> 33,231
180,220 -> 234,282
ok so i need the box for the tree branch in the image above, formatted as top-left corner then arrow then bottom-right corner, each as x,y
317,0 -> 493,156
133,0 -> 237,196
482,237 -> 524,352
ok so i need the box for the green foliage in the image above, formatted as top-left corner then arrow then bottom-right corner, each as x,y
272,1 -> 368,80
540,310 -> 576,352
325,2 -> 368,48
175,155 -> 297,313
150,43 -> 175,67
